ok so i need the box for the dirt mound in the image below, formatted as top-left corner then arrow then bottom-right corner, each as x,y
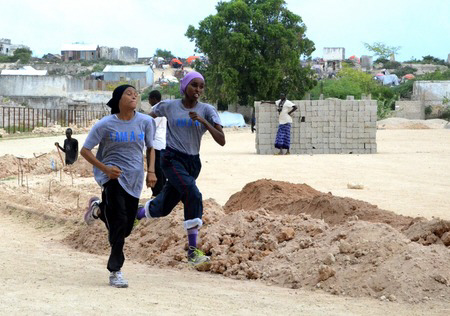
0,150 -> 94,179
377,118 -> 450,130
225,179 -> 416,230
3,175 -> 449,304
63,197 -> 450,303
224,179 -> 321,214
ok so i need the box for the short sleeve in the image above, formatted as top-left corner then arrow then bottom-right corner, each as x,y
152,100 -> 168,117
144,117 -> 156,148
83,120 -> 105,150
206,105 -> 222,126
285,100 -> 295,109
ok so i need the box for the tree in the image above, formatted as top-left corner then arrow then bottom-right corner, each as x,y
363,42 -> 401,61
13,48 -> 32,64
186,0 -> 315,106
154,49 -> 174,60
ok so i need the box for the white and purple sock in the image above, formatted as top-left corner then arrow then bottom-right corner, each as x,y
136,206 -> 146,220
187,227 -> 198,257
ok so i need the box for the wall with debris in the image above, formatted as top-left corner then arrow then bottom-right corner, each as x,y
0,75 -> 83,97
0,75 -> 110,109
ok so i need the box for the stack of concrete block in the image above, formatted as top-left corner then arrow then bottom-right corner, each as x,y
255,99 -> 377,155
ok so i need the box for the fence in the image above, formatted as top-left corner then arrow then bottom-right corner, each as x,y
0,106 -> 109,134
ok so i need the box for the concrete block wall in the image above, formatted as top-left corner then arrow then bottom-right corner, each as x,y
393,101 -> 424,120
255,99 -> 377,155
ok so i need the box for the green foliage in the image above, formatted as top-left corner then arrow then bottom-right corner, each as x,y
440,107 -> 450,121
364,42 -> 401,60
13,48 -> 32,64
185,0 -> 316,106
405,55 -> 449,66
309,67 -> 397,119
420,69 -> 450,80
374,57 -> 389,65
421,55 -> 448,66
0,48 -> 32,63
383,61 -> 401,69
377,100 -> 394,120
425,105 -> 432,117
393,66 -> 417,78
0,55 -> 14,62
391,80 -> 414,99
155,49 -> 174,60
141,83 -> 181,101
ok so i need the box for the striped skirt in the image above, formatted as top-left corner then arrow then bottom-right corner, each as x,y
274,123 -> 291,149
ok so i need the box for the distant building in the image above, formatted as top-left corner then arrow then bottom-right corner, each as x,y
102,65 -> 153,87
42,53 -> 62,61
323,47 -> 345,72
0,38 -> 30,56
98,46 -> 119,60
98,46 -> 138,63
118,46 -> 138,63
61,43 -> 99,61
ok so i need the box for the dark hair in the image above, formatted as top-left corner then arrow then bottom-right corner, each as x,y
66,128 -> 72,133
149,90 -> 161,101
106,84 -> 135,114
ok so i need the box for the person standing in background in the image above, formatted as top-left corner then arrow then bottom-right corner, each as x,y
274,93 -> 297,155
55,128 -> 78,165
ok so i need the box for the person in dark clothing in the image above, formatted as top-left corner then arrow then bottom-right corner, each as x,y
148,90 -> 167,197
136,71 -> 225,270
251,107 -> 256,133
55,128 -> 78,165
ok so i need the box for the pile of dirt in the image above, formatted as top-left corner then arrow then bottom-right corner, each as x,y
0,150 -> 94,179
31,123 -> 94,135
61,179 -> 450,303
224,179 -> 416,230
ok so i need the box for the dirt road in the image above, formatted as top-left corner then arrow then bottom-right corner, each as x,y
1,212 -> 447,315
0,128 -> 449,315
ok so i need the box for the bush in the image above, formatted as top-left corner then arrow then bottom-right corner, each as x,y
309,67 -> 397,119
141,83 -> 181,101
392,80 -> 414,99
440,108 -> 450,121
425,105 -> 432,117
393,66 -> 417,78
420,69 -> 450,80
383,61 -> 401,69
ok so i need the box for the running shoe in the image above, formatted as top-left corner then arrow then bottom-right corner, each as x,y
84,196 -> 100,225
188,247 -> 211,271
109,271 -> 128,288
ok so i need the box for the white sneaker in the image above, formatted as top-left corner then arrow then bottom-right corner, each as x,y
84,197 -> 100,225
109,271 -> 128,288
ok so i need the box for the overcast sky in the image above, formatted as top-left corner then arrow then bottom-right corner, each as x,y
1,0 -> 448,62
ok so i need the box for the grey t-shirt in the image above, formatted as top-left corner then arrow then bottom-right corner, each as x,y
152,99 -> 221,155
83,112 -> 155,198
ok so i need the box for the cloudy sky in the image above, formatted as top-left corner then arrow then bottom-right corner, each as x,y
1,0 -> 448,61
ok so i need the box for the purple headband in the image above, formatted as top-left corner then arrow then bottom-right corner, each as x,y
180,71 -> 204,95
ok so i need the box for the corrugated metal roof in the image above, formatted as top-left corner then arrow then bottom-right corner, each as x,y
103,65 -> 151,73
61,43 -> 98,51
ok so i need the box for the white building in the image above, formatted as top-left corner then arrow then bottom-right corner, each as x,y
0,38 -> 30,56
1,66 -> 47,76
102,65 -> 153,88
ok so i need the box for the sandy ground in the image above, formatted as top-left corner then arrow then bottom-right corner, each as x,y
3,128 -> 448,220
0,127 -> 450,315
